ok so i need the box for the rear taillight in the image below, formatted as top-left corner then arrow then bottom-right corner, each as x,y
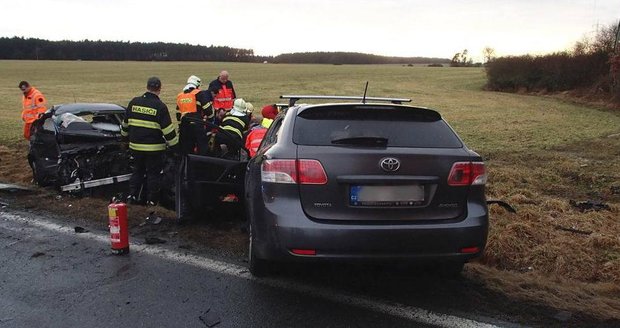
290,249 -> 317,256
447,162 -> 487,186
460,246 -> 481,254
261,159 -> 328,185
261,159 -> 297,184
296,159 -> 328,184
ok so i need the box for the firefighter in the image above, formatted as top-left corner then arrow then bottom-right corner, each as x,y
217,98 -> 251,159
121,77 -> 178,206
208,70 -> 236,118
176,75 -> 214,155
19,81 -> 48,140
245,104 -> 278,157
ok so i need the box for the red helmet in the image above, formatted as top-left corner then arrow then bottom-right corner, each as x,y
261,104 -> 278,119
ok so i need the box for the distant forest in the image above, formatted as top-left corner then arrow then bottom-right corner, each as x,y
273,52 -> 450,65
0,37 -> 449,64
0,37 -> 262,62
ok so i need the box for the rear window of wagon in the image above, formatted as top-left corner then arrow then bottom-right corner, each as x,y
292,105 -> 463,148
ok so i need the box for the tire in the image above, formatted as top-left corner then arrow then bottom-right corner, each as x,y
29,159 -> 50,187
248,222 -> 269,277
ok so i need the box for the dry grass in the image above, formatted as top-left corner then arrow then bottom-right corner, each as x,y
483,136 -> 620,285
466,264 -> 620,321
1,60 -> 620,320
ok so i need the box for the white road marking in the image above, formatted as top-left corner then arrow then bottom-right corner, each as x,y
1,211 -> 502,328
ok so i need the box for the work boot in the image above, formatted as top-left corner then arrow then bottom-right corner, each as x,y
126,195 -> 137,204
144,211 -> 162,225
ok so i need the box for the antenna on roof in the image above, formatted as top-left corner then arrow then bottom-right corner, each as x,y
362,81 -> 369,104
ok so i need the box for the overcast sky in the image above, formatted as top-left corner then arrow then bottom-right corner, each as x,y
2,0 -> 618,61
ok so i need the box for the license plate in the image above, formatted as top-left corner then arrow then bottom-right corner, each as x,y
350,185 -> 424,206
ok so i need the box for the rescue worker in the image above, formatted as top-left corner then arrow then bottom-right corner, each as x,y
176,75 -> 214,155
245,104 -> 278,157
121,77 -> 178,206
208,70 -> 236,116
218,98 -> 251,159
19,81 -> 48,140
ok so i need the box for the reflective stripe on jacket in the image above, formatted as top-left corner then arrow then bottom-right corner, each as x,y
261,118 -> 273,129
21,87 -> 47,124
122,92 -> 178,152
213,84 -> 234,110
220,114 -> 249,139
209,79 -> 235,110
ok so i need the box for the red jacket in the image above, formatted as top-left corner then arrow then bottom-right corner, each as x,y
245,128 -> 267,157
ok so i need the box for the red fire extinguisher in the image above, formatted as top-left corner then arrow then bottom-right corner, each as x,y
108,201 -> 129,255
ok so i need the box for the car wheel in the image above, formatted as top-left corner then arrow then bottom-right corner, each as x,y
29,159 -> 50,187
248,222 -> 269,277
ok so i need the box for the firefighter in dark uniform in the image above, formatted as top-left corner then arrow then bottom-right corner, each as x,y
176,75 -> 214,155
217,98 -> 251,159
121,77 -> 178,205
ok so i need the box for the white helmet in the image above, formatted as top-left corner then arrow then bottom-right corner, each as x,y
187,75 -> 201,88
245,102 -> 254,114
231,98 -> 248,116
232,98 -> 246,111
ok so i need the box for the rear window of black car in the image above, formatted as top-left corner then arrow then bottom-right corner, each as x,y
293,105 -> 463,148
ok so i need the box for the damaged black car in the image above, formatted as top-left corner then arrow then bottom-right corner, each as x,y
28,103 -> 130,191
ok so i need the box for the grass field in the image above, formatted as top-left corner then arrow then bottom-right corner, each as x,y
2,60 -> 619,150
1,60 -> 620,319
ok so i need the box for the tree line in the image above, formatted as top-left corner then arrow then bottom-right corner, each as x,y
0,37 -> 450,64
0,37 -> 267,62
273,52 -> 450,65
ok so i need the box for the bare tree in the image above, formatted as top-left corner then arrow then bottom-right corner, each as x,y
450,49 -> 473,67
572,36 -> 593,55
592,21 -> 619,54
573,20 -> 620,55
450,52 -> 461,67
482,47 -> 495,63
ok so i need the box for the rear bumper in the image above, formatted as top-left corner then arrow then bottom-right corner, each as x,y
253,199 -> 488,263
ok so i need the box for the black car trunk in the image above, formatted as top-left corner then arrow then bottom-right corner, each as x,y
293,104 -> 473,223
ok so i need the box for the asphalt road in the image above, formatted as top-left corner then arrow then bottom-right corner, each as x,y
0,209 -> 545,328
0,209 -> 501,328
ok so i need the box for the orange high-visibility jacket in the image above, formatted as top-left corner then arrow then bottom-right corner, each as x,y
21,87 -> 47,139
176,89 -> 200,116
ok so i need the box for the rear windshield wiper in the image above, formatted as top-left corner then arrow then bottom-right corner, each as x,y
331,136 -> 388,147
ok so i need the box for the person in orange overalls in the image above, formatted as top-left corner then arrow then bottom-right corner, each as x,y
19,81 -> 48,140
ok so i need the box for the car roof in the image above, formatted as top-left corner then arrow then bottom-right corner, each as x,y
53,103 -> 125,116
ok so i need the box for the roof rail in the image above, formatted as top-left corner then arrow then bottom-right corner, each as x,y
280,95 -> 412,107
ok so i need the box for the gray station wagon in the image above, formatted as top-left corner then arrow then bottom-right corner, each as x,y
176,95 -> 489,277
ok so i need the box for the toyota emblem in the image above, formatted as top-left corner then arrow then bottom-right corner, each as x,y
380,157 -> 400,172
